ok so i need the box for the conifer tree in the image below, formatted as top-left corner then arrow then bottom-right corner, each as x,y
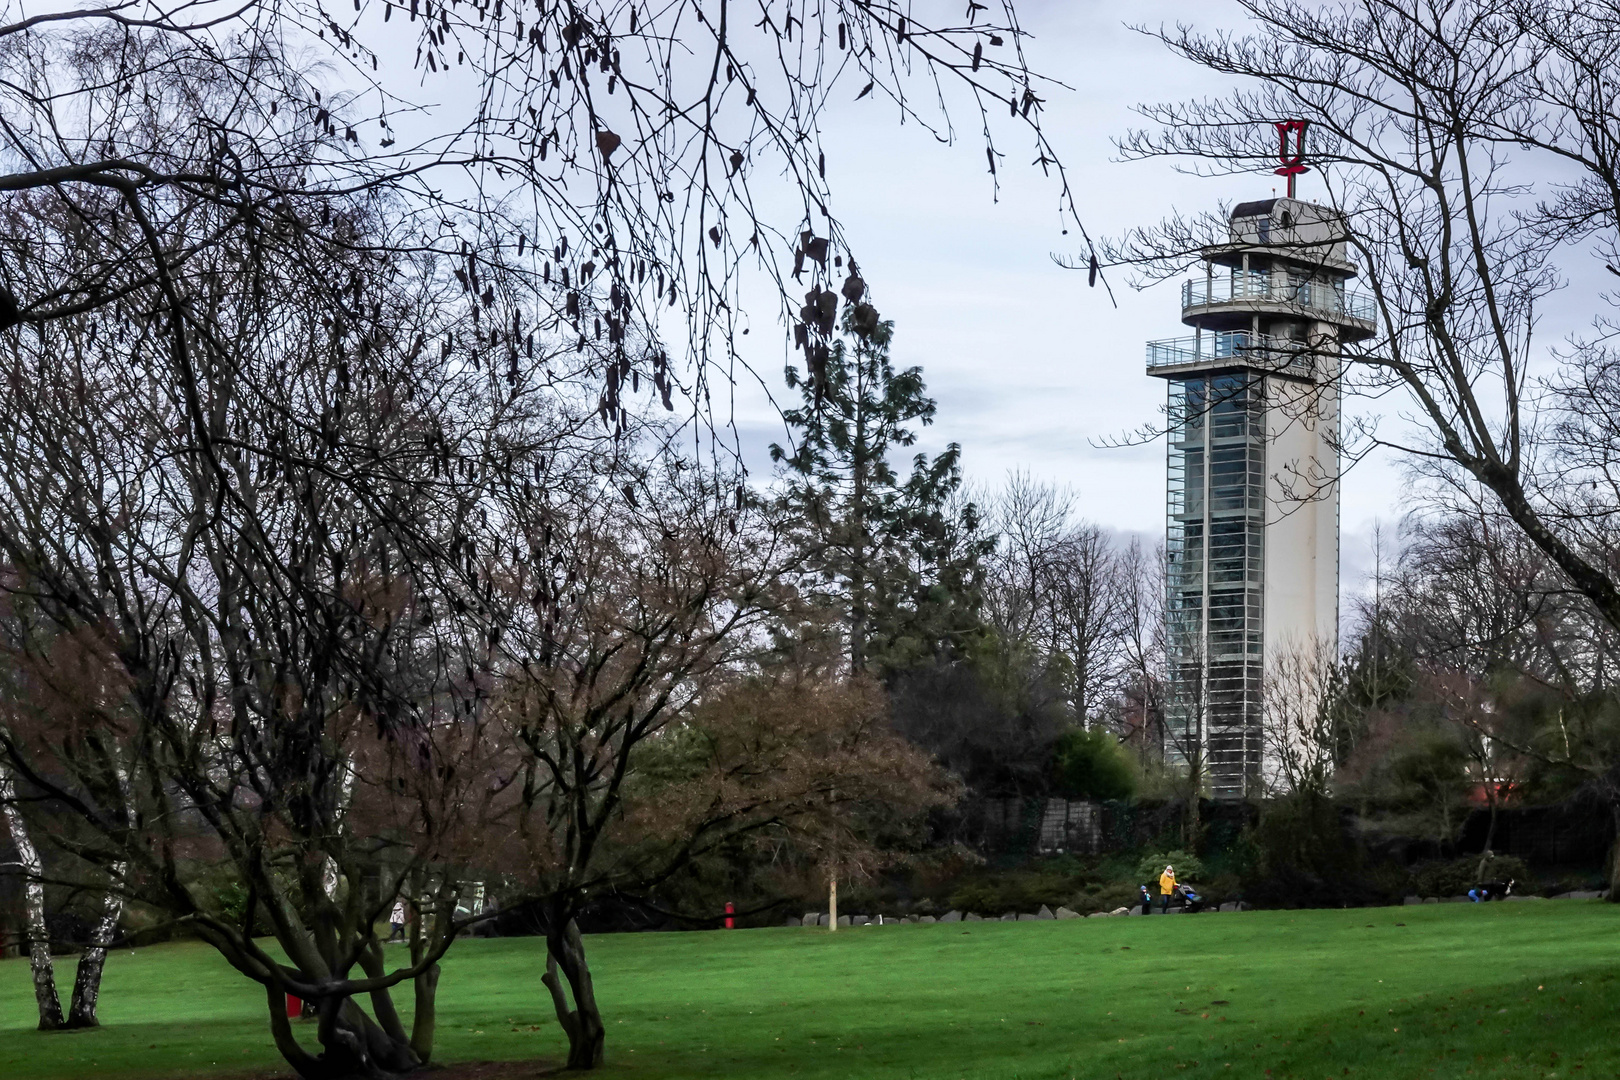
772,290 -> 988,676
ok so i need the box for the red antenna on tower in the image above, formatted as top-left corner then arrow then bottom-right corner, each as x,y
1275,120 -> 1310,199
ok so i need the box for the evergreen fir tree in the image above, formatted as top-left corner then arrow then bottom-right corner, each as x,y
771,296 -> 988,676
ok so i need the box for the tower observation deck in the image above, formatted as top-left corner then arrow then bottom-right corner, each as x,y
1145,197 -> 1374,800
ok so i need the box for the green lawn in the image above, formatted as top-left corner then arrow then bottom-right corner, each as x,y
3,901 -> 1619,1080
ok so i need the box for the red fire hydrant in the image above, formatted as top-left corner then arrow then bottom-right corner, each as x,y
724,902 -> 734,929
286,994 -> 302,1019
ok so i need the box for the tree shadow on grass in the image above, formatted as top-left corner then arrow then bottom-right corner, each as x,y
192,1061 -> 568,1080
0,1014 -> 565,1080
1086,966 -> 1620,1080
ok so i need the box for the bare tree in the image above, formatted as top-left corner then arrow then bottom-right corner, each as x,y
0,760 -> 60,1028
1163,633 -> 1209,848
983,475 -> 1072,651
1261,635 -> 1341,799
1364,504 -> 1616,884
982,474 -> 1130,727
0,86 -> 543,1070
0,0 -> 1093,456
1422,670 -> 1529,880
0,1 -> 1093,1073
1381,506 -> 1620,690
1049,525 -> 1129,725
0,718 -> 136,1031
1112,536 -> 1168,762
474,458 -> 949,1068
492,459 -> 780,1069
1335,498 -> 1620,887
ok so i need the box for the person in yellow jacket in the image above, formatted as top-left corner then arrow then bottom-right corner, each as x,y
1158,865 -> 1177,913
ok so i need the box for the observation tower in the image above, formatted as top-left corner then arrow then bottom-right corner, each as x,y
1145,197 -> 1375,799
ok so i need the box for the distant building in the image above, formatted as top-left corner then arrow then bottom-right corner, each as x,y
1145,198 -> 1373,799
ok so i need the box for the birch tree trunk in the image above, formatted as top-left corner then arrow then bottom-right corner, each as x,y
321,757 -> 357,902
65,863 -> 126,1028
65,758 -> 135,1028
0,765 -> 64,1030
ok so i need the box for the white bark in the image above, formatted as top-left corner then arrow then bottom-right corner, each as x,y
68,760 -> 134,1027
65,865 -> 125,1027
322,756 -> 358,901
0,763 -> 63,1028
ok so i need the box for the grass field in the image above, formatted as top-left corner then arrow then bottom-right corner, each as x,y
3,901 -> 1619,1080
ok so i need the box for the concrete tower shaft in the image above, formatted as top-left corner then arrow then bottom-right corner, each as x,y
1145,197 -> 1369,800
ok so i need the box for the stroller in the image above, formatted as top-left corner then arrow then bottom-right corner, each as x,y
1469,879 -> 1514,902
1177,884 -> 1206,913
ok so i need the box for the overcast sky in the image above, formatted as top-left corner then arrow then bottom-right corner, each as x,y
339,0 -> 1606,610
712,0 -> 1413,603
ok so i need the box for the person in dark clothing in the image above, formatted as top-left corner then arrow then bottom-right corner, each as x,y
1140,885 -> 1154,914
1474,879 -> 1514,901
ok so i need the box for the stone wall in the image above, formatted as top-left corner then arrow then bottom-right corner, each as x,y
1035,799 -> 1101,854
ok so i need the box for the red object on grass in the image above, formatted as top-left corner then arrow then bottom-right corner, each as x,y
724,902 -> 735,929
286,994 -> 302,1019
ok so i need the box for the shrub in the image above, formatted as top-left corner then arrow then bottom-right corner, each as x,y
1411,855 -> 1530,898
1134,850 -> 1205,885
1241,793 -> 1365,898
1035,853 -> 1084,878
212,880 -> 251,925
947,871 -> 1074,914
1051,728 -> 1137,801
